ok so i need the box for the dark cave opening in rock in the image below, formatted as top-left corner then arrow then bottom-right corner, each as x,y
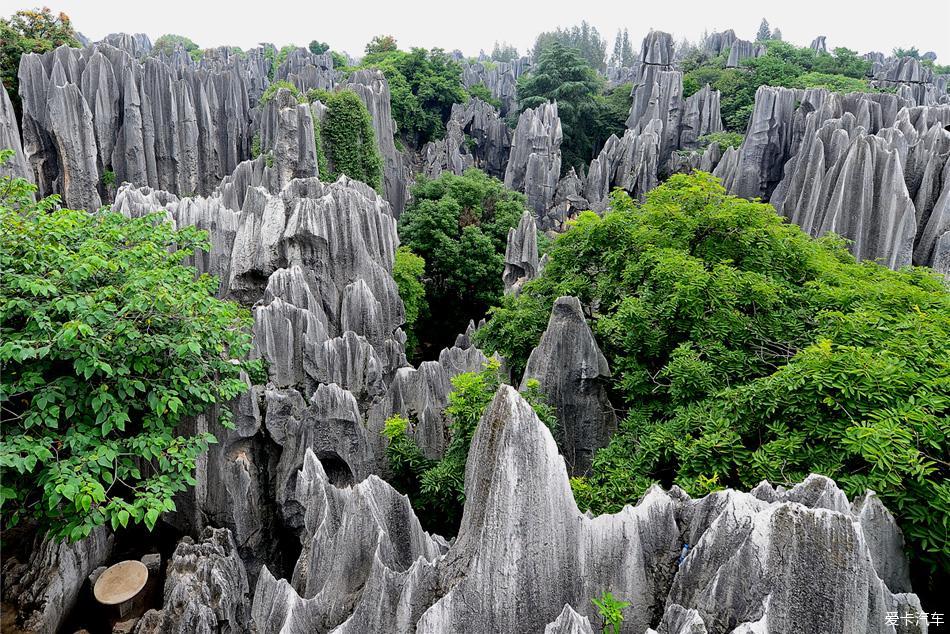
316,452 -> 355,488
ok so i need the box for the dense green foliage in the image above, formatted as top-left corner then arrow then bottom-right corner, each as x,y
490,41 -> 519,63
359,47 -> 468,147
152,33 -> 200,57
681,40 -> 873,131
466,83 -> 501,109
0,160 -> 257,541
392,246 -> 427,357
259,79 -> 303,106
1,8 -> 80,118
532,21 -> 608,72
592,591 -> 630,634
476,172 -> 950,579
517,43 -> 607,173
308,40 -> 329,55
384,359 -> 557,534
365,34 -> 398,55
319,89 -> 382,189
397,169 -> 525,353
697,131 -> 744,151
609,29 -> 635,68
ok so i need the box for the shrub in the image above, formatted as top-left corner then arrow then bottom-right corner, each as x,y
0,157 -> 258,541
392,246 -> 427,357
259,80 -> 303,106
591,591 -> 630,634
698,131 -> 744,151
321,89 -> 382,190
152,34 -> 200,57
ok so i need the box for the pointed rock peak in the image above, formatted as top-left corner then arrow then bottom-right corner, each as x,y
544,604 -> 595,634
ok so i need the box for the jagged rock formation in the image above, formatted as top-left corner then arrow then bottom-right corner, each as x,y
19,41 -> 257,205
420,117 -> 473,178
101,32 -> 152,58
275,47 -> 339,93
661,475 -> 926,633
134,528 -> 251,634
366,336 -> 490,462
679,84 -> 723,149
771,93 -> 950,269
113,172 -> 406,575
704,30 -> 737,57
714,86 -> 816,200
607,31 -> 722,199
545,605 -> 595,634
461,57 -> 531,116
251,385 -> 924,633
346,70 -> 409,215
725,39 -> 765,68
810,36 -> 828,54
547,167 -> 590,229
1,527 -> 113,634
505,101 -> 562,216
520,296 -> 616,474
447,97 -> 511,179
251,448 -> 449,632
502,211 -> 540,293
872,57 -> 941,105
0,79 -> 32,181
585,121 -> 661,210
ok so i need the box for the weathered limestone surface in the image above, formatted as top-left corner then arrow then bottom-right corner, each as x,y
461,57 -> 530,115
726,39 -> 765,68
442,97 -> 511,179
545,605 -> 595,634
251,449 -> 449,632
1,527 -> 113,634
585,121 -> 661,210
18,41 -> 256,202
714,86 -> 809,200
771,95 -> 950,268
134,528 -> 251,634
704,30 -> 737,57
520,297 -> 616,474
502,211 -> 540,293
0,79 -> 32,181
505,101 -> 562,215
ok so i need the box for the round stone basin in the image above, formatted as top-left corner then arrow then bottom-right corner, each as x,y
93,560 -> 148,605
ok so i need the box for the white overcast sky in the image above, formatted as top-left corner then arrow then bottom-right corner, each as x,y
2,0 -> 948,62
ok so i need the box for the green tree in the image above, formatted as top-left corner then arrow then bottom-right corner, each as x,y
490,41 -> 519,63
1,8 -> 80,119
360,47 -> 468,148
532,21 -> 608,72
392,246 -> 427,358
152,33 -> 200,57
365,34 -> 398,55
756,18 -> 772,42
308,40 -> 329,55
321,89 -> 382,190
398,169 -> 525,352
609,29 -> 635,67
476,172 -> 950,588
518,43 -> 605,173
893,46 -> 920,59
0,155 -> 258,541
